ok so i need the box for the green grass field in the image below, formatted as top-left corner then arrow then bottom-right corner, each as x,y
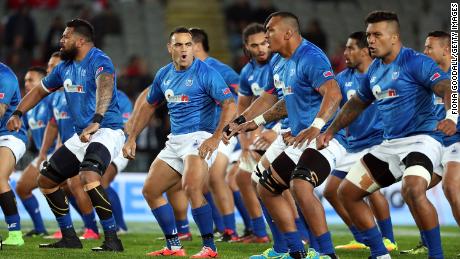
0,221 -> 459,258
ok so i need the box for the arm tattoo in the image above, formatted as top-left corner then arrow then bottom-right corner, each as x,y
263,99 -> 287,123
0,103 -> 7,118
329,95 -> 370,133
95,73 -> 114,115
432,79 -> 452,111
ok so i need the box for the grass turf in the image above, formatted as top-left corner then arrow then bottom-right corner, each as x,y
0,221 -> 458,258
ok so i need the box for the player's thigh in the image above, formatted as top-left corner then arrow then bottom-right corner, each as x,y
144,158 -> 182,197
0,147 -> 17,183
16,163 -> 40,193
101,163 -> 118,188
182,155 -> 208,189
209,152 -> 229,184
443,161 -> 460,192
323,174 -> 343,199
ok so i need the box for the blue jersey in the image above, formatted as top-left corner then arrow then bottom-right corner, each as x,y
239,59 -> 278,129
146,58 -> 234,135
0,63 -> 27,144
24,94 -> 54,153
266,40 -> 346,145
117,90 -> 132,125
41,47 -> 123,134
336,68 -> 383,152
357,47 -> 449,142
433,67 -> 460,146
204,57 -> 239,128
262,54 -> 289,129
51,90 -> 75,143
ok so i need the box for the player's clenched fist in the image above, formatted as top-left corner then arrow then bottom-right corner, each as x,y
7,114 -> 23,132
79,122 -> 100,143
123,139 -> 137,160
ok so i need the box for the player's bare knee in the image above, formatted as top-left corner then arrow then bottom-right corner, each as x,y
402,178 -> 427,203
442,181 -> 460,202
37,174 -> 58,189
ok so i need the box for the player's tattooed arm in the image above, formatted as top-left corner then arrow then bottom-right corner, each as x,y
262,98 -> 287,123
316,80 -> 342,122
433,79 -> 452,112
328,95 -> 370,134
0,103 -> 8,118
95,73 -> 114,115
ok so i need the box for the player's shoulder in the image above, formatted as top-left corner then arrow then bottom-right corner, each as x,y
205,57 -> 237,75
117,90 -> 131,103
240,61 -> 254,77
399,47 -> 430,64
155,63 -> 174,79
0,62 -> 18,84
296,40 -> 330,67
90,47 -> 112,61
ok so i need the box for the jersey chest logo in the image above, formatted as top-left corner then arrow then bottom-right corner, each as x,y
63,79 -> 85,93
53,108 -> 70,120
28,118 -> 46,130
251,83 -> 263,96
164,89 -> 189,103
372,85 -> 399,100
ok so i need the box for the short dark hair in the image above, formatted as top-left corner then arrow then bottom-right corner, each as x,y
242,23 -> 265,44
169,27 -> 192,41
27,66 -> 47,77
264,11 -> 300,33
365,11 -> 399,29
66,18 -> 94,42
348,31 -> 368,49
427,30 -> 451,45
190,28 -> 210,52
51,51 -> 61,58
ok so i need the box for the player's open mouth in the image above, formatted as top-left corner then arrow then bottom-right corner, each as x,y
181,55 -> 187,59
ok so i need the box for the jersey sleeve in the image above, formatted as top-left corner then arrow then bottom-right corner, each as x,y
93,54 -> 115,78
118,92 -> 133,124
408,53 -> 449,90
146,72 -> 165,106
204,67 -> 234,103
263,66 -> 277,95
356,72 -> 375,103
238,66 -> 253,96
41,64 -> 64,93
335,72 -> 348,107
222,67 -> 240,94
0,72 -> 18,105
301,54 -> 335,90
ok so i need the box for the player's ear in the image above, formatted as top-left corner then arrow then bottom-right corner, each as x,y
284,29 -> 293,40
167,43 -> 172,54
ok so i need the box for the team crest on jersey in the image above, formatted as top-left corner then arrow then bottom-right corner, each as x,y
185,78 -> 193,87
63,79 -> 85,93
392,71 -> 399,80
372,85 -> 398,100
164,89 -> 189,103
251,83 -> 263,96
430,72 -> 441,81
28,118 -> 46,130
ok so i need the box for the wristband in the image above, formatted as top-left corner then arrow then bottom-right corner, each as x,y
234,115 -> 247,125
446,109 -> 458,124
311,118 -> 326,130
92,113 -> 104,124
12,110 -> 23,118
253,115 -> 266,126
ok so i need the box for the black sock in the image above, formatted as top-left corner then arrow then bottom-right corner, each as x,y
0,190 -> 18,216
43,188 -> 77,237
86,185 -> 117,235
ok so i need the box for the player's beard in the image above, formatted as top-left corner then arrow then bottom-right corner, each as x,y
60,45 -> 78,61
